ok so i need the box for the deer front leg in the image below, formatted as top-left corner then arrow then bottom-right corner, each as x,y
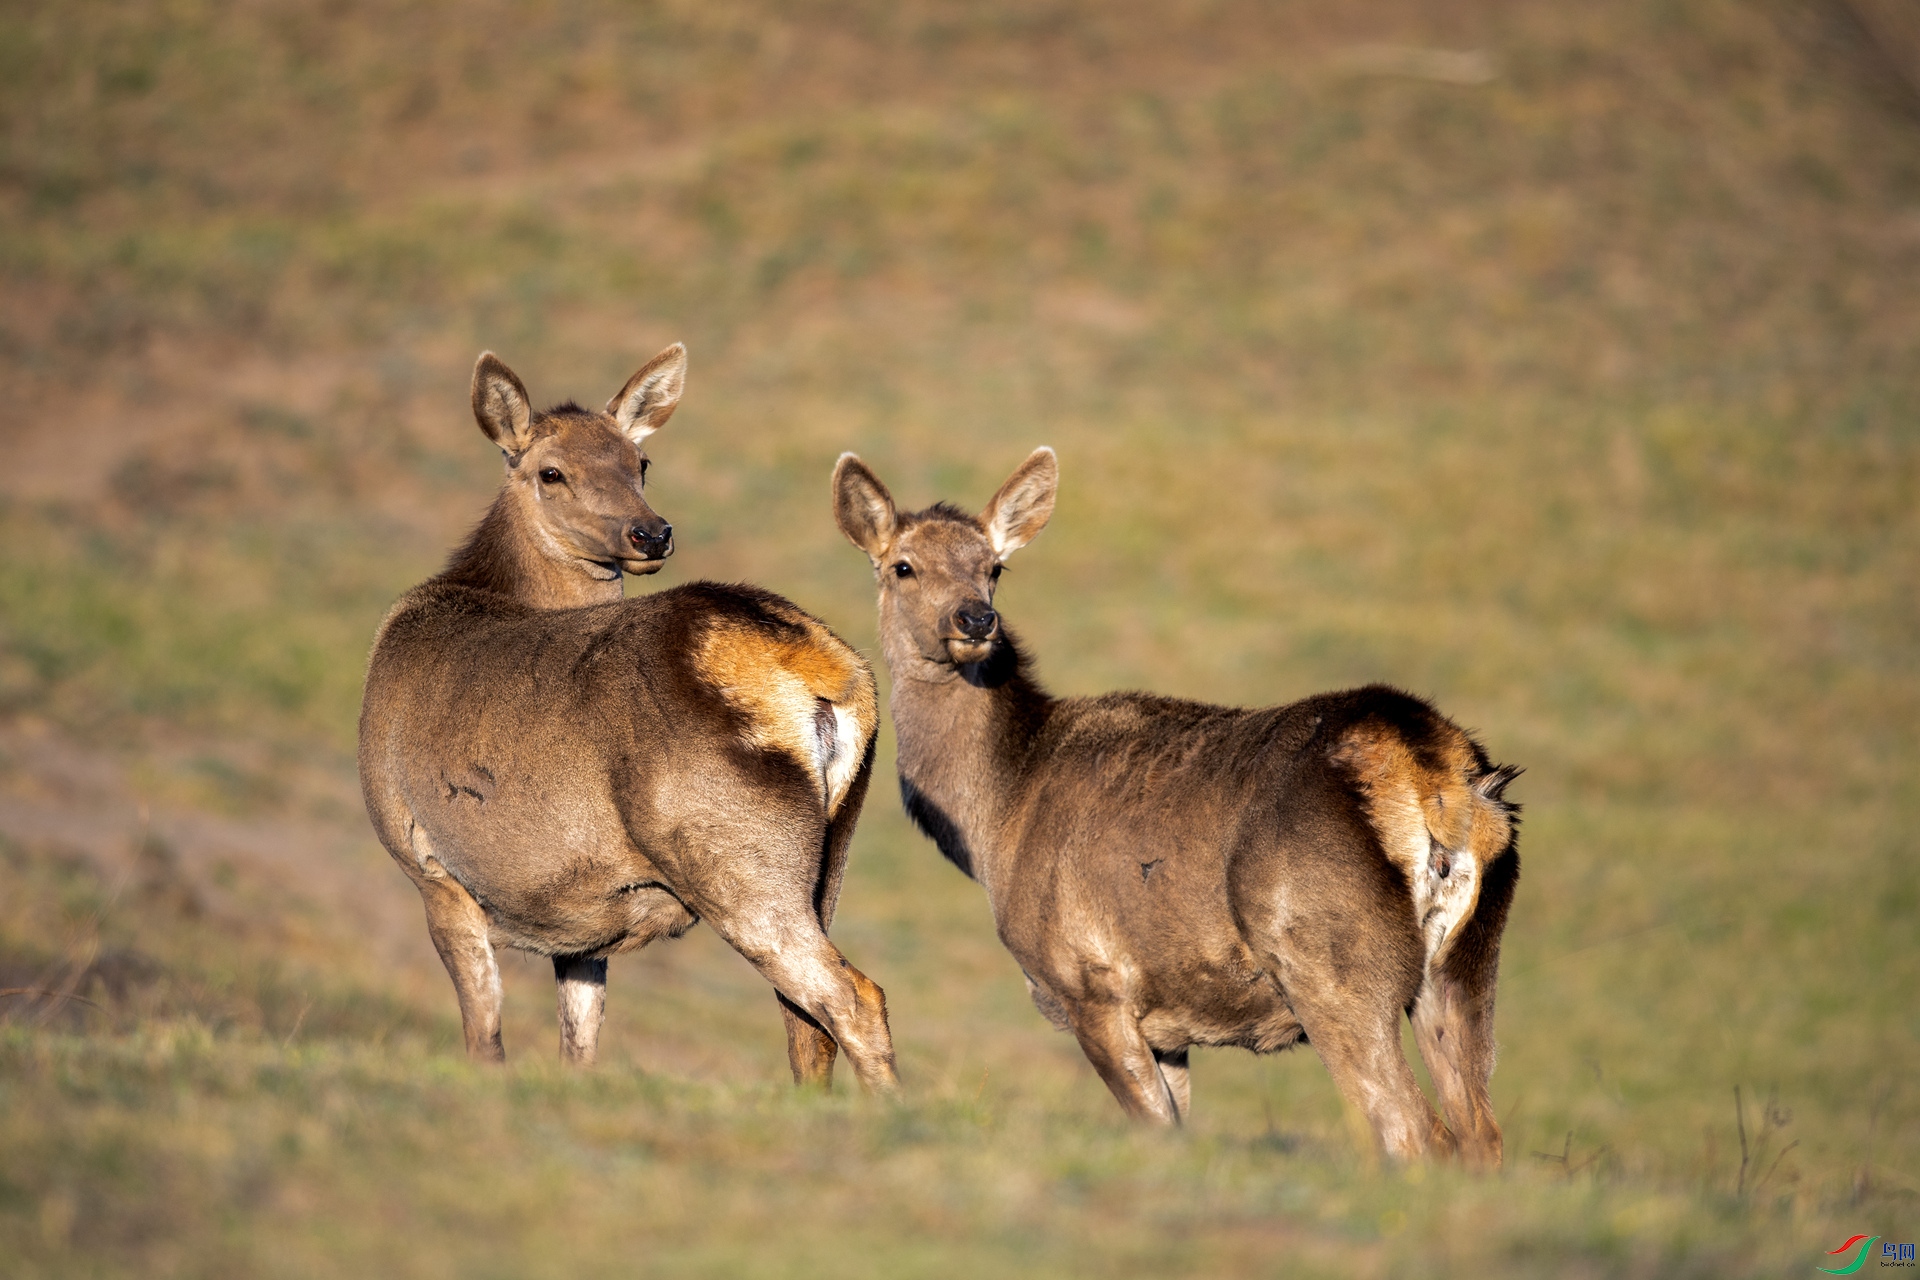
554,956 -> 608,1066
417,873 -> 505,1063
1068,1001 -> 1181,1125
1155,1046 -> 1192,1123
778,993 -> 840,1088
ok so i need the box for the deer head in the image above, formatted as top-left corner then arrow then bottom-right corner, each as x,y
833,448 -> 1058,667
470,344 -> 686,581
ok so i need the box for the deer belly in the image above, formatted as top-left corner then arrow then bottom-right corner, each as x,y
1136,962 -> 1305,1054
486,881 -> 696,958
1016,896 -> 1303,1053
402,763 -> 670,954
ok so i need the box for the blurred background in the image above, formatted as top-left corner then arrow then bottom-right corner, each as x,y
1,1 -> 1915,1275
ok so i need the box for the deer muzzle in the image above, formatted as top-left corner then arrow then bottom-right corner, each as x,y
621,519 -> 674,573
943,604 -> 999,662
953,605 -> 998,641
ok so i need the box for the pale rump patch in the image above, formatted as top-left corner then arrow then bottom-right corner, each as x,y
693,613 -> 878,803
1421,839 -> 1480,964
1333,722 -> 1509,971
825,703 -> 864,816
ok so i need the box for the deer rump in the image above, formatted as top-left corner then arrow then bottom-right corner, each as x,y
945,682 -> 1519,1052
360,579 -> 876,960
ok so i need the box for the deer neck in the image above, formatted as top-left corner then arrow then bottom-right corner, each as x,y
883,619 -> 1052,894
435,489 -> 624,610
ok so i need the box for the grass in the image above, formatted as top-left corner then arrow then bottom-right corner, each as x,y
0,812 -> 1904,1279
1,0 -> 1917,1274
0,1035 -> 1663,1277
0,1030 -> 1829,1279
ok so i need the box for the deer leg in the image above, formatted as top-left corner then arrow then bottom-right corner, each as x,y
778,992 -> 840,1087
1155,1047 -> 1192,1123
654,810 -> 895,1092
770,941 -> 897,1095
417,874 -> 505,1063
1067,1002 -> 1181,1125
1285,981 -> 1451,1162
553,956 -> 608,1067
1413,846 -> 1517,1169
771,751 -> 870,1090
1411,968 -> 1503,1168
709,915 -> 898,1094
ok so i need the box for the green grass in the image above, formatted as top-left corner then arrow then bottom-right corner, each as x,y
1,0 -> 1917,1274
0,825 -> 1902,1280
0,1029 -> 1838,1280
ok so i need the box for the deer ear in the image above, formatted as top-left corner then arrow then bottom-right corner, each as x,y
607,343 -> 687,442
981,447 -> 1058,558
472,352 -> 535,455
833,453 -> 898,562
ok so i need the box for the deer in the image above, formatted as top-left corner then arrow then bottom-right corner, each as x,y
831,447 -> 1520,1162
358,344 -> 899,1093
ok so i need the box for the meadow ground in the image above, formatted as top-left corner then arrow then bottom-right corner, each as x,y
0,1 -> 1916,1275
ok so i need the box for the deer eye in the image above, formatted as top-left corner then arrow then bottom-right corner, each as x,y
639,459 -> 650,482
892,562 -> 914,578
538,467 -> 564,485
990,564 -> 1003,581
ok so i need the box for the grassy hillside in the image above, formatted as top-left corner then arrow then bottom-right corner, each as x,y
1,1 -> 1915,1275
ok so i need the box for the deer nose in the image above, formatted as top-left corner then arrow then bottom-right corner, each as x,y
627,520 -> 673,558
954,605 -> 998,640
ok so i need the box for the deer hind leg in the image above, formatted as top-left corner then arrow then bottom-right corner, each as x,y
713,915 -> 898,1095
1411,970 -> 1501,1167
1066,1002 -> 1181,1126
417,872 -> 505,1063
1271,956 -> 1451,1162
773,748 -> 874,1090
777,942 -> 897,1094
554,956 -> 608,1066
1413,841 -> 1519,1169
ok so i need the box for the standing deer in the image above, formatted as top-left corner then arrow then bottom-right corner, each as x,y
832,448 -> 1520,1161
359,345 -> 898,1092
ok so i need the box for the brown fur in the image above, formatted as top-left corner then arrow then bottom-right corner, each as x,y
357,350 -> 897,1090
692,609 -> 879,815
833,448 -> 1520,1162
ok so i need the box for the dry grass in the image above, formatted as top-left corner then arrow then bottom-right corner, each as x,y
1,0 -> 1916,1275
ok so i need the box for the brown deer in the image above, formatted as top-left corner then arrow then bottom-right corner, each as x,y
832,448 -> 1519,1161
358,345 -> 898,1092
